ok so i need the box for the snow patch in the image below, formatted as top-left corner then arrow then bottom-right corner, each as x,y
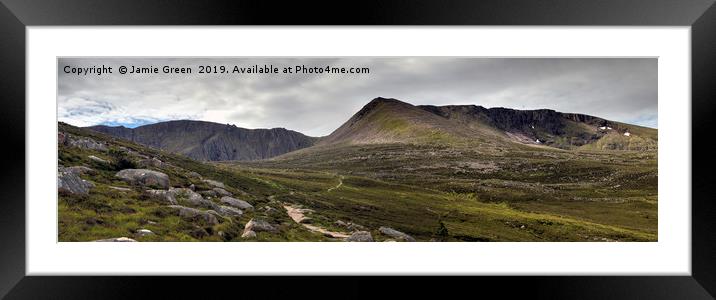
624,132 -> 631,136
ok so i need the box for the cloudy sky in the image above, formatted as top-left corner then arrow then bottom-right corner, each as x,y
58,57 -> 657,137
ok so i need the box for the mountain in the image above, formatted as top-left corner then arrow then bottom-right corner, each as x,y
88,120 -> 317,161
316,97 -> 657,151
316,97 -> 480,146
418,103 -> 657,151
237,97 -> 657,242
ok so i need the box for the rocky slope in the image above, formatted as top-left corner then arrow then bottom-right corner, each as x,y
58,122 -> 427,242
419,103 -> 657,150
89,120 -> 317,161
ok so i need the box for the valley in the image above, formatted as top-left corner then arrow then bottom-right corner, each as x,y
59,97 -> 658,242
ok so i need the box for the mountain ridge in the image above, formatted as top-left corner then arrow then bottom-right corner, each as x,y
315,97 -> 657,151
89,97 -> 657,164
88,120 -> 317,162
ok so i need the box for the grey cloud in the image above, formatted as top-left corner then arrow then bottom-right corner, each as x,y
58,57 -> 657,136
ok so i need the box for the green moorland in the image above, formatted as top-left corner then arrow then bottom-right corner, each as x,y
58,121 -> 657,242
237,140 -> 658,241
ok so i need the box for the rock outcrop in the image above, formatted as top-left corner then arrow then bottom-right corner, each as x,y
378,226 -> 416,242
243,219 -> 277,233
213,187 -> 232,197
217,205 -> 243,218
138,157 -> 166,168
171,188 -> 219,210
58,167 -> 94,195
167,205 -> 219,225
88,155 -> 110,164
116,169 -> 170,189
203,179 -> 225,189
220,196 -> 254,211
345,231 -> 373,242
144,189 -> 177,205
63,134 -> 107,151
64,166 -> 95,175
241,230 -> 257,239
136,229 -> 154,237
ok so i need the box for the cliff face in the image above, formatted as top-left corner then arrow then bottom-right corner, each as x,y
89,120 -> 317,161
418,105 -> 606,136
416,103 -> 656,150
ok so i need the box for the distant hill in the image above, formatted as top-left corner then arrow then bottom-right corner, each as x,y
88,120 -> 317,161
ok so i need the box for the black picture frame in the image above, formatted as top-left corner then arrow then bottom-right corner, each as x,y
1,0 -> 714,298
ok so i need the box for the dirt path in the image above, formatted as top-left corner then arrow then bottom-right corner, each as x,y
327,175 -> 344,192
283,203 -> 350,239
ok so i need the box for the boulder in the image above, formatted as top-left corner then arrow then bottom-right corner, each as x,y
217,205 -> 243,218
144,189 -> 177,205
244,218 -> 277,233
109,186 -> 132,192
378,226 -> 416,242
93,237 -> 137,242
65,166 -> 95,175
116,169 -> 170,189
167,205 -> 219,225
198,190 -> 218,198
203,179 -> 226,189
346,223 -> 367,232
171,188 -> 218,210
241,230 -> 257,239
58,167 -> 94,195
189,184 -> 196,191
220,196 -> 254,211
213,187 -> 232,197
345,231 -> 374,242
68,136 -> 107,151
187,171 -> 202,180
136,229 -> 154,237
138,157 -> 165,168
88,155 -> 110,164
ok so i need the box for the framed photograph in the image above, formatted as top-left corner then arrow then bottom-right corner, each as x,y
2,0 -> 715,298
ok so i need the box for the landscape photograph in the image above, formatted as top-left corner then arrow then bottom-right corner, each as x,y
57,57 -> 658,242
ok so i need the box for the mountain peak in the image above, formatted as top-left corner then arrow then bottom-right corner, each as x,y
368,97 -> 406,104
317,97 -> 467,146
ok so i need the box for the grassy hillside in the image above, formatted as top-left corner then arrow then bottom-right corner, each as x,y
59,122 -> 657,242
242,139 -> 658,240
59,123 -> 330,242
